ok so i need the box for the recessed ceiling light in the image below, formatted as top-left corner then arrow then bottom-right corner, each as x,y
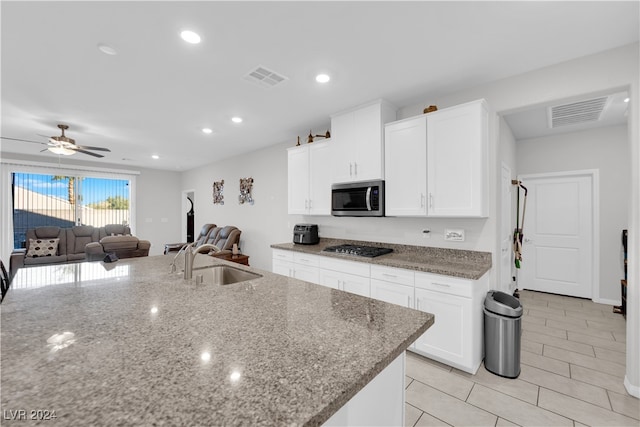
231,117 -> 243,123
180,30 -> 201,44
202,128 -> 213,134
97,43 -> 117,55
624,97 -> 630,103
152,155 -> 159,160
316,73 -> 330,83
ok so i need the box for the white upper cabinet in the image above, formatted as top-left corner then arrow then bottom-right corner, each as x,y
384,115 -> 428,216
331,100 -> 397,183
427,99 -> 489,217
287,140 -> 333,215
384,99 -> 489,218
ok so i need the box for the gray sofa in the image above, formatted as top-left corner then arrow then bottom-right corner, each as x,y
10,225 -> 150,277
85,224 -> 151,261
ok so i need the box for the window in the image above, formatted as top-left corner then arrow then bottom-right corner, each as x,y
12,172 -> 131,249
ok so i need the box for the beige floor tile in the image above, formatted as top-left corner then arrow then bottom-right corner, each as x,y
547,300 -> 585,310
521,339 -> 543,355
522,314 -> 546,325
520,298 -> 549,309
518,365 -> 611,409
496,417 -> 520,426
608,390 -> 640,420
546,318 -> 616,340
452,364 -> 539,405
405,403 -> 423,427
521,350 -> 570,377
522,322 -> 567,339
524,305 -> 567,317
406,352 -> 474,400
415,411 -> 452,427
526,309 -> 587,327
406,381 -> 497,427
586,317 -> 627,331
613,332 -> 627,343
538,388 -> 639,426
570,364 -> 628,395
563,307 -> 605,320
594,346 -> 627,366
567,331 -> 627,353
523,330 -> 595,356
543,345 -> 626,378
466,384 -> 572,426
407,351 -> 452,372
406,376 -> 414,389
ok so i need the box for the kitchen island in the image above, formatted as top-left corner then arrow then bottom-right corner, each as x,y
1,255 -> 433,426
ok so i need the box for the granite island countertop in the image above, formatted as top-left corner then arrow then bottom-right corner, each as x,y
0,255 -> 433,426
271,238 -> 492,280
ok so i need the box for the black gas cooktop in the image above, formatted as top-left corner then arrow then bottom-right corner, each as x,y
322,244 -> 393,258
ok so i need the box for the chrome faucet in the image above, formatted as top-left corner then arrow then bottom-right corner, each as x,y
184,243 -> 221,279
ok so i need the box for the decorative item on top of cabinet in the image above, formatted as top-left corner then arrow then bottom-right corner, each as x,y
239,177 -> 254,205
306,130 -> 331,144
213,180 -> 224,205
423,105 -> 438,114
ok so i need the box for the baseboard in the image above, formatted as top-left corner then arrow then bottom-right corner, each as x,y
624,376 -> 640,398
593,297 -> 621,306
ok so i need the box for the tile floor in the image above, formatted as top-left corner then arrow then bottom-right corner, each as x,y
404,290 -> 639,426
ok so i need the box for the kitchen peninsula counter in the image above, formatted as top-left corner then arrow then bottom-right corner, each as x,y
1,255 -> 433,426
271,238 -> 492,280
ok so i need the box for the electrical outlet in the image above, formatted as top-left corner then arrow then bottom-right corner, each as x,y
444,229 -> 465,241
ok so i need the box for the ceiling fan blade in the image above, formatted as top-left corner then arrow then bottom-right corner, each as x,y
74,145 -> 111,152
0,136 -> 48,145
72,148 -> 104,158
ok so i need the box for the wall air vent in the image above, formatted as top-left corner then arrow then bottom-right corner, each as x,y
243,65 -> 289,88
548,96 -> 609,128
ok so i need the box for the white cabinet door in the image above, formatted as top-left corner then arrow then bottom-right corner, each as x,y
341,273 -> 370,297
370,279 -> 414,308
413,288 -> 471,369
384,116 -> 427,216
331,111 -> 357,183
331,100 -> 396,183
309,141 -> 333,215
427,99 -> 488,217
319,269 -> 342,290
272,259 -> 293,277
293,264 -> 320,284
287,146 -> 310,214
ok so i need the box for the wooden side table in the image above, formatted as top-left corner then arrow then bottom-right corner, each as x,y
211,252 -> 250,266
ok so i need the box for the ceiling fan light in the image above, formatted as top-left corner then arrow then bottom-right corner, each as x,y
49,146 -> 75,156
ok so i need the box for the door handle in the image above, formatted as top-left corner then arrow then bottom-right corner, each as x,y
524,238 -> 532,244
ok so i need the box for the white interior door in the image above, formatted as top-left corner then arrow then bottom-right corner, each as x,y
519,173 -> 594,299
501,163 -> 513,293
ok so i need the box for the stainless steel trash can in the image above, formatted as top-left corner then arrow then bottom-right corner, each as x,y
484,291 -> 523,378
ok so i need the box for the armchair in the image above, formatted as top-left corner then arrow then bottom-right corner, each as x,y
163,223 -> 217,254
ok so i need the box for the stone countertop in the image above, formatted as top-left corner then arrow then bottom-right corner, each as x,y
271,238 -> 492,280
0,255 -> 433,426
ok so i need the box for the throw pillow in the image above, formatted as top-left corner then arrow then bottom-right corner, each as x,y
26,238 -> 59,258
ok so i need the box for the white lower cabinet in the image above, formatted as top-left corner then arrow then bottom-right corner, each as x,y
412,272 -> 488,374
272,248 -> 488,374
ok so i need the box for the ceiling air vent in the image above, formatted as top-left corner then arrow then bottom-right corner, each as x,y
243,65 -> 289,88
548,96 -> 608,128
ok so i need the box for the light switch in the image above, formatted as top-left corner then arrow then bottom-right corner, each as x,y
444,229 -> 465,241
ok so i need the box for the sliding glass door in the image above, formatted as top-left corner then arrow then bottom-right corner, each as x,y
12,172 -> 131,249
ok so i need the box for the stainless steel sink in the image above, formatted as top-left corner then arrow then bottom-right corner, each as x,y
192,265 -> 262,285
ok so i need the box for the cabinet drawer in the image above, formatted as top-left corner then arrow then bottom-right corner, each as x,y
319,257 -> 370,277
371,265 -> 415,286
293,252 -> 321,267
415,271 -> 473,298
272,249 -> 294,262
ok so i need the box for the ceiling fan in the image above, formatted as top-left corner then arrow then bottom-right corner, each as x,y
1,124 -> 111,158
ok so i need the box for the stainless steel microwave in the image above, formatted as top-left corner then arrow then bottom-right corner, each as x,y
331,180 -> 385,217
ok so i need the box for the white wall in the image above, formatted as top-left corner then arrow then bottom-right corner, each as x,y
516,125 -> 629,303
180,141 -> 292,272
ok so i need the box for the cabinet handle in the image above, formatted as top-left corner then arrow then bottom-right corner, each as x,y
433,282 -> 451,288
382,273 -> 397,278
305,199 -> 308,209
429,193 -> 434,208
349,162 -> 353,177
420,193 -> 425,208
309,199 -> 313,209
408,295 -> 412,307
354,162 -> 358,176
416,298 -> 420,310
